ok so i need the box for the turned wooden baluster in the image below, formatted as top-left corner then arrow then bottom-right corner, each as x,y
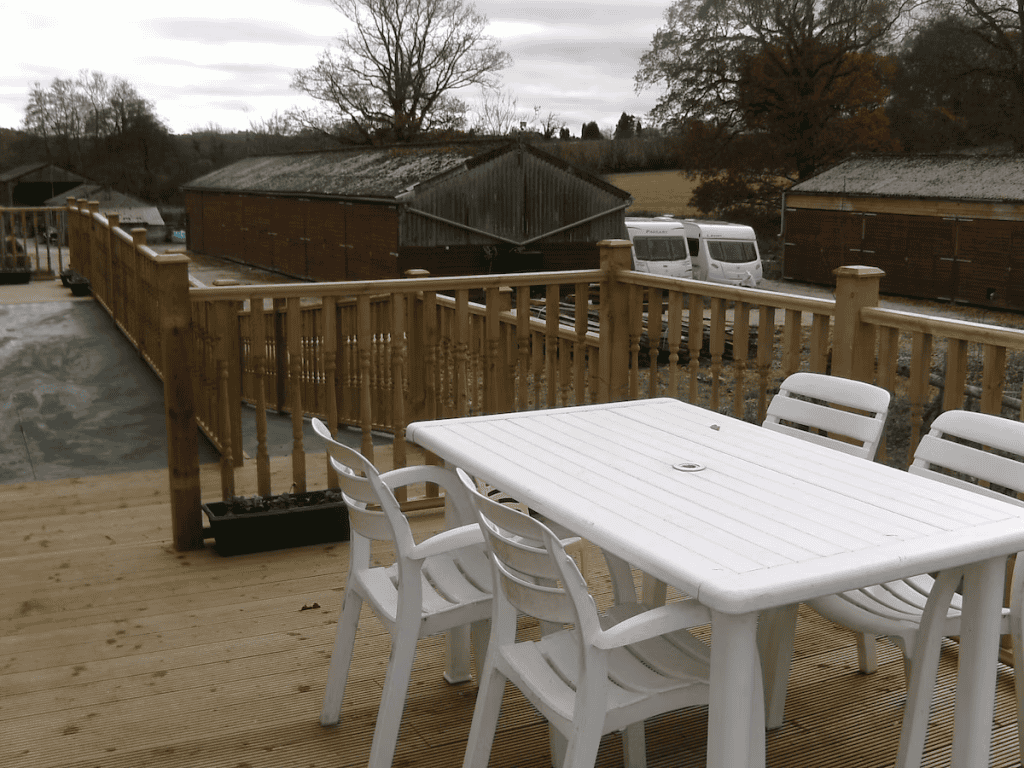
321,295 -> 339,488
356,295 -> 374,461
392,292 -> 408,496
687,293 -> 703,404
628,285 -> 642,401
782,308 -> 802,379
516,286 -> 532,410
287,297 -> 306,493
908,330 -> 934,455
453,290 -> 469,416
709,296 -> 726,410
732,301 -> 750,420
756,304 -> 776,423
251,296 -> 272,495
648,286 -> 664,399
574,282 -> 589,405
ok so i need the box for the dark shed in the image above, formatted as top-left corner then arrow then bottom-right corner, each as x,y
782,154 -> 1024,310
181,140 -> 632,281
1,163 -> 87,207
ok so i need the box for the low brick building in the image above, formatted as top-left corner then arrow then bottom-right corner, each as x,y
181,140 -> 632,281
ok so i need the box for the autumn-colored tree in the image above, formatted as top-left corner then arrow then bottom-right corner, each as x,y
738,43 -> 899,179
635,0 -> 909,219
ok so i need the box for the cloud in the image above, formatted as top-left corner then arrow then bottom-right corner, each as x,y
141,17 -> 334,48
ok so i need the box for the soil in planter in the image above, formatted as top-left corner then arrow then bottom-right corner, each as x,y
203,489 -> 350,555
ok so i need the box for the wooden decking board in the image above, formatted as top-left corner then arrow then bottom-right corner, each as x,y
3,462 -> 1023,768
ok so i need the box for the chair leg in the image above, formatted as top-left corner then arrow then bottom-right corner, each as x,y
1011,562 -> 1024,768
549,729 -> 568,768
368,630 -> 420,768
622,722 -> 647,768
562,707 -> 605,768
469,618 -> 490,679
856,632 -> 878,674
894,569 -> 960,768
757,603 -> 798,730
319,590 -> 363,726
462,665 -> 508,768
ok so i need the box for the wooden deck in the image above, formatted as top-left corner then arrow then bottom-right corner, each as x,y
2,451 -> 1022,768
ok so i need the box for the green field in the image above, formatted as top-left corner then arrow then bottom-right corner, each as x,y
604,170 -> 704,217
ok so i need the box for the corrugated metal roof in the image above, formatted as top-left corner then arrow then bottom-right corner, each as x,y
181,143 -> 503,199
47,183 -> 165,226
788,154 -> 1024,202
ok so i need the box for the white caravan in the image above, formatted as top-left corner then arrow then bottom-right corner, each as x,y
624,217 -> 693,279
684,220 -> 763,287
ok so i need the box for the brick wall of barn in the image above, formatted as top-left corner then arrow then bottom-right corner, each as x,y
184,191 -> 400,281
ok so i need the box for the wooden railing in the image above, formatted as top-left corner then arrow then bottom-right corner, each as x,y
63,198 -> 1024,552
0,205 -> 70,275
66,198 -> 200,550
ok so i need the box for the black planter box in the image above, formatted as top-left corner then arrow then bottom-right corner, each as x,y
202,490 -> 350,555
0,269 -> 31,285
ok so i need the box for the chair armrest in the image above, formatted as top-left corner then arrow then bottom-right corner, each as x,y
592,599 -> 711,650
407,523 -> 485,561
380,464 -> 464,494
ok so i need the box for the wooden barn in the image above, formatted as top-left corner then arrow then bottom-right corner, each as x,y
1,162 -> 87,207
782,154 -> 1024,310
181,140 -> 632,281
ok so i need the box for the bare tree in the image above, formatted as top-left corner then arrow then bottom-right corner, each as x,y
470,89 -> 523,135
290,0 -> 511,143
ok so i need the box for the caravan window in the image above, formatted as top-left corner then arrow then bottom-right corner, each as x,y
707,240 -> 758,264
633,236 -> 690,262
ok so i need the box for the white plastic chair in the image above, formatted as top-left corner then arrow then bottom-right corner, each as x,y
457,470 -> 747,768
805,410 -> 1024,763
755,371 -> 891,727
311,418 -> 493,768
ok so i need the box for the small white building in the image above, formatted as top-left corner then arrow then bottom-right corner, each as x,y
47,184 -> 167,243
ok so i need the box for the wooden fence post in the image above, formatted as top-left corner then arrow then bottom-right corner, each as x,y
157,253 -> 203,551
598,239 -> 633,403
832,265 -> 884,383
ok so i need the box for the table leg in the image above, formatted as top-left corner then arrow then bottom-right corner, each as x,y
950,556 -> 1005,768
708,610 -> 766,768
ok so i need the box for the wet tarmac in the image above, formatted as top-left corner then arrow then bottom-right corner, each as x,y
0,295 -> 220,483
0,270 -> 375,486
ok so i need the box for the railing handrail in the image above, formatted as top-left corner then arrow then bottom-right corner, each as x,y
188,269 -> 606,302
863,306 -> 1024,349
620,271 -> 837,316
0,205 -> 67,213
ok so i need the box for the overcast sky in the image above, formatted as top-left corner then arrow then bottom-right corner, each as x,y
1,0 -> 669,137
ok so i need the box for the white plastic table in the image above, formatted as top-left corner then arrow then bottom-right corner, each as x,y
407,398 -> 1024,768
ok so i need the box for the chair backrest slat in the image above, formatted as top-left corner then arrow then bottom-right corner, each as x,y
764,372 -> 891,461
910,411 -> 1024,505
311,418 -> 410,546
460,471 -> 585,628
